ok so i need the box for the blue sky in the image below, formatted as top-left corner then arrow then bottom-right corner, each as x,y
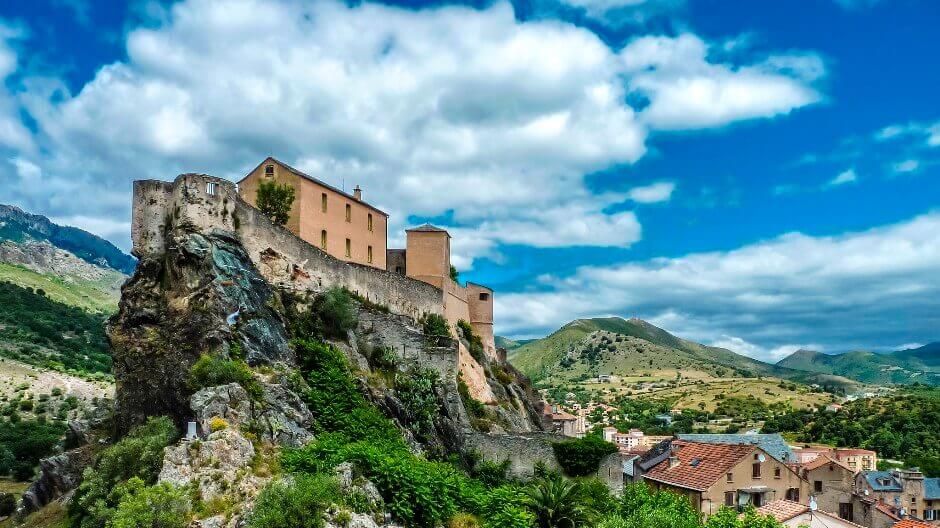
0,0 -> 938,361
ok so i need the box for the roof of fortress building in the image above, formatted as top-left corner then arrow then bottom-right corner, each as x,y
240,156 -> 389,217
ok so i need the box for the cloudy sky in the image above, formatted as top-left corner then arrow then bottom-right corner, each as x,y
1,0 -> 938,361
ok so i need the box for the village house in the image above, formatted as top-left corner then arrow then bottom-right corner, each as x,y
238,157 -> 496,359
756,499 -> 866,528
856,469 -> 940,525
677,433 -> 799,464
800,456 -> 858,522
544,404 -> 586,437
642,440 -> 808,515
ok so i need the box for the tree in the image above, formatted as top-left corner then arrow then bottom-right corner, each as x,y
450,265 -> 459,283
256,180 -> 296,226
524,474 -> 591,528
552,435 -> 618,477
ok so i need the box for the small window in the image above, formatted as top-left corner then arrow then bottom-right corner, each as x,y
320,230 -> 327,250
752,463 -> 761,479
345,204 -> 352,222
321,193 -> 328,212
368,245 -> 373,263
345,238 -> 351,257
774,467 -> 781,479
206,182 -> 217,196
264,165 -> 274,177
725,492 -> 735,506
479,292 -> 490,301
368,213 -> 373,231
726,472 -> 733,483
814,480 -> 823,492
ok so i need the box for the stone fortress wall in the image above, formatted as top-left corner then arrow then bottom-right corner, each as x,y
132,174 -> 445,321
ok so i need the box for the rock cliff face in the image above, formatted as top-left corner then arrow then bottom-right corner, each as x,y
109,227 -> 291,434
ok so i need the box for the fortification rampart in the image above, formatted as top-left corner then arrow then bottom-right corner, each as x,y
466,431 -> 568,479
132,174 -> 444,321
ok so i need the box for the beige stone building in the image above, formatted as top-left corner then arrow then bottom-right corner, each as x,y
238,158 -> 497,367
801,456 -> 858,522
643,441 -> 808,516
239,158 -> 388,270
856,470 -> 940,525
756,499 -> 867,528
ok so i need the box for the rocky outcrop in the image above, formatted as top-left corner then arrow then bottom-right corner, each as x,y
19,404 -> 112,514
159,427 -> 264,504
109,227 -> 291,434
190,381 -> 315,447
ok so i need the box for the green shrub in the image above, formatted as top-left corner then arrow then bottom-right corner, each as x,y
0,417 -> 65,477
458,378 -> 486,419
420,313 -> 450,337
472,460 -> 510,487
187,354 -> 262,399
291,288 -> 358,340
247,474 -> 341,528
70,416 -> 179,528
0,492 -> 15,517
457,320 -> 485,363
109,478 -> 191,528
256,179 -> 296,226
395,368 -> 441,439
552,435 -> 618,477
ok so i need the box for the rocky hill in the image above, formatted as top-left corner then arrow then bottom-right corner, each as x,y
12,174 -> 566,528
777,345 -> 940,386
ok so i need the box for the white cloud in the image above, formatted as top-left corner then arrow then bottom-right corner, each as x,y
0,22 -> 33,153
496,212 -> 940,361
893,159 -> 920,173
0,0 -> 823,259
875,119 -> 940,148
620,33 -> 824,130
628,181 -> 675,203
828,168 -> 857,186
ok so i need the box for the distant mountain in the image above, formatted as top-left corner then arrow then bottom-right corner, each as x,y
495,335 -> 533,351
507,317 -> 860,390
0,204 -> 135,274
778,345 -> 940,386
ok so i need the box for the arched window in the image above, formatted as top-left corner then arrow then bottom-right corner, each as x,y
367,245 -> 373,263
321,193 -> 327,212
320,230 -> 327,249
367,213 -> 373,231
345,204 -> 352,222
345,238 -> 351,257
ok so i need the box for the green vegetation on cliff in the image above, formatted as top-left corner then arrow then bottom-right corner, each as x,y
0,263 -> 119,313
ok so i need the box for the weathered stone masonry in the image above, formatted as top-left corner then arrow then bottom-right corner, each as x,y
132,174 -> 445,321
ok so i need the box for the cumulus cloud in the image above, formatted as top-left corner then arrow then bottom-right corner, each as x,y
496,212 -> 940,361
628,181 -> 675,203
0,22 -> 33,153
621,33 -> 824,130
0,0 -> 822,260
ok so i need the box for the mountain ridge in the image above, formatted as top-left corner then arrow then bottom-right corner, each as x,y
777,343 -> 940,386
507,316 -> 861,390
0,204 -> 135,274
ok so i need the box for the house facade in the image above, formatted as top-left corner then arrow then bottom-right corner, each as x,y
801,456 -> 858,522
757,499 -> 867,528
643,441 -> 808,516
856,470 -> 940,525
239,158 -> 388,269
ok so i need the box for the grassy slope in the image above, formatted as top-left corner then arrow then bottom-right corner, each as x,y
778,347 -> 940,386
0,262 -> 119,313
509,317 -> 863,391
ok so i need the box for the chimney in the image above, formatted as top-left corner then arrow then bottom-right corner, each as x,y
669,456 -> 680,469
353,185 -> 362,200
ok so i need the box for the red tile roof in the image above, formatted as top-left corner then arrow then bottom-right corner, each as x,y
892,520 -> 934,528
875,501 -> 902,521
644,441 -> 756,492
803,455 -> 853,472
834,449 -> 877,456
756,500 -> 809,522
